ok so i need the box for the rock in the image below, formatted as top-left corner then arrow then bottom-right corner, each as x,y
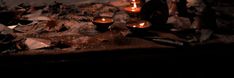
77,3 -> 104,16
110,23 -> 129,36
64,14 -> 93,22
69,36 -> 91,45
78,22 -> 97,36
0,24 -> 7,30
91,3 -> 104,9
109,0 -> 130,7
27,16 -> 51,21
0,34 -> 14,44
99,12 -> 115,17
199,29 -> 213,42
0,24 -> 14,34
191,17 -> 201,29
7,25 -> 18,29
114,11 -> 129,23
157,32 -> 186,41
167,16 -> 192,29
186,0 -> 203,8
33,3 -> 47,10
25,38 -> 51,50
95,30 -> 126,44
99,5 -> 119,13
0,34 -> 16,53
14,24 -> 35,33
23,10 -> 43,18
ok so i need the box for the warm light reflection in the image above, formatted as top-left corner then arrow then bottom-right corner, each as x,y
123,0 -> 141,13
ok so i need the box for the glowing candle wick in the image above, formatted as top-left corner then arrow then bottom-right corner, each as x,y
101,18 -> 106,21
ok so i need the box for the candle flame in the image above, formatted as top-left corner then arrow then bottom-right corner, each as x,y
130,2 -> 138,11
101,18 -> 106,21
139,22 -> 145,26
133,2 -> 137,8
139,22 -> 145,28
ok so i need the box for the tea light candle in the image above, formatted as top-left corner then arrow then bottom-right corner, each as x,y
124,2 -> 141,13
93,17 -> 114,24
127,20 -> 151,29
92,17 -> 114,32
139,22 -> 146,28
126,20 -> 151,35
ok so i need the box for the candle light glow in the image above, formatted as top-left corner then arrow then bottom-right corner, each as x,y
124,2 -> 141,13
126,20 -> 151,34
133,2 -> 137,8
139,22 -> 145,28
102,18 -> 106,22
127,20 -> 151,29
94,17 -> 113,23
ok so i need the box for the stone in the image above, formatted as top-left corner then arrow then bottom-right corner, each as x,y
25,38 -> 51,50
0,24 -> 14,34
167,16 -> 192,29
199,29 -> 213,42
27,16 -> 51,21
109,0 -> 130,7
23,10 -> 43,18
99,12 -> 115,17
114,12 -> 129,23
7,25 -> 18,29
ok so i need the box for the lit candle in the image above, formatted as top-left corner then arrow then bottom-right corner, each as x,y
102,18 -> 105,21
126,20 -> 151,34
93,17 -> 114,24
92,17 -> 114,32
124,2 -> 141,13
127,20 -> 151,29
139,22 -> 146,28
